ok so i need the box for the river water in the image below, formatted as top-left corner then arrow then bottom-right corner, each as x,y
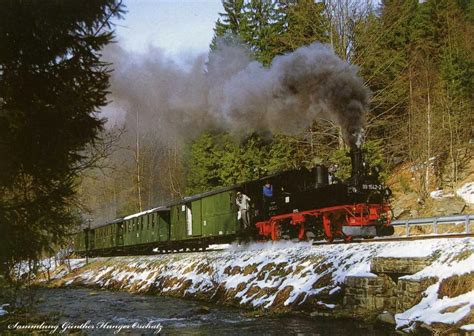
23,288 -> 395,335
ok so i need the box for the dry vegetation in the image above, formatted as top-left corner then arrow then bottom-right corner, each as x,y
438,272 -> 474,299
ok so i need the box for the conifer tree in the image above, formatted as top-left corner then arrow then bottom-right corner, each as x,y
210,0 -> 248,50
244,0 -> 282,64
0,1 -> 124,277
186,132 -> 225,195
274,0 -> 330,54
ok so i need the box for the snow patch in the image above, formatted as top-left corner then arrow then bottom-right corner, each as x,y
345,262 -> 376,278
461,324 -> 474,331
207,244 -> 231,251
430,189 -> 454,199
457,182 -> 474,204
396,284 -> 474,328
377,239 -> 439,258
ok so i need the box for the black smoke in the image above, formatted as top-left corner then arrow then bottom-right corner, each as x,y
103,41 -> 369,148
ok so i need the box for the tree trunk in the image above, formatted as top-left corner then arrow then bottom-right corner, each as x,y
425,69 -> 432,195
408,66 -> 414,160
135,110 -> 142,212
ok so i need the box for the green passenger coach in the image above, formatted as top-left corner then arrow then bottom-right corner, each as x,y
72,186 -> 242,256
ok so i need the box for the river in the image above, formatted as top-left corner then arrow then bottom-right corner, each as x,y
20,288 -> 396,335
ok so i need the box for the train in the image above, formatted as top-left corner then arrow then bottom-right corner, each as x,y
73,148 -> 394,256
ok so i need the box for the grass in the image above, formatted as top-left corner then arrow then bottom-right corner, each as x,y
438,272 -> 474,299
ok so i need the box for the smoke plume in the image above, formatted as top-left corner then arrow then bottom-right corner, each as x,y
103,41 -> 370,148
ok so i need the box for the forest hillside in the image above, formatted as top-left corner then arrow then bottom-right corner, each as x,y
77,0 -> 473,227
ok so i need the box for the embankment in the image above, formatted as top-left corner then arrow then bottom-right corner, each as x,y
39,238 -> 474,334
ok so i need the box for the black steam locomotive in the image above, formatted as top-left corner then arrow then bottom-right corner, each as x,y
237,148 -> 393,242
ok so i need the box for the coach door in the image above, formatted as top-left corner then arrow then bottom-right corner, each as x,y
185,203 -> 193,236
192,199 -> 202,236
185,201 -> 202,237
117,222 -> 124,246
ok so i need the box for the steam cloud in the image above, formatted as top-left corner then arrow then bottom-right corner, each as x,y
103,41 -> 370,148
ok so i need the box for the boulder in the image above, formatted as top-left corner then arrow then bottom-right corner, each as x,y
431,197 -> 466,216
377,312 -> 395,325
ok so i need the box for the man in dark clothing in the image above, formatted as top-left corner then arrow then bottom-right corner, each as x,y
262,181 -> 273,220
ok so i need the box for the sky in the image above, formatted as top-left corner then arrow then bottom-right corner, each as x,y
114,0 -> 224,57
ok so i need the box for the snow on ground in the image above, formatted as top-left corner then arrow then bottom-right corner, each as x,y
394,238 -> 474,331
207,244 -> 231,251
14,256 -> 86,281
377,239 -> 443,258
397,285 -> 473,328
457,182 -> 474,204
462,324 -> 474,331
34,238 -> 474,332
430,189 -> 454,199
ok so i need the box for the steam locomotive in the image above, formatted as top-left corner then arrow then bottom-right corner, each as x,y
73,148 -> 393,256
250,148 -> 393,242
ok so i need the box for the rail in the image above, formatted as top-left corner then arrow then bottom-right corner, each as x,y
391,214 -> 474,237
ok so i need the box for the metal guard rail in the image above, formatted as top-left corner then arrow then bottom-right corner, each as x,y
391,214 -> 473,236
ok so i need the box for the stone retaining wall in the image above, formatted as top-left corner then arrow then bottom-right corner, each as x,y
342,257 -> 438,316
343,274 -> 396,313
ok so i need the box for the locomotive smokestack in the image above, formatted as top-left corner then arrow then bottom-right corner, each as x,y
350,147 -> 363,180
350,129 -> 364,181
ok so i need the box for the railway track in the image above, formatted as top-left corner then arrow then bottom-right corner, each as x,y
312,232 -> 474,246
149,233 -> 474,253
77,233 -> 474,257
165,233 -> 474,252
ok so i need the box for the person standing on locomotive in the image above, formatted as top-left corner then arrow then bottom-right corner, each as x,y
262,181 -> 273,220
236,191 -> 251,231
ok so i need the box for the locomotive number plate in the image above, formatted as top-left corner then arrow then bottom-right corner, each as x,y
362,184 -> 383,190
